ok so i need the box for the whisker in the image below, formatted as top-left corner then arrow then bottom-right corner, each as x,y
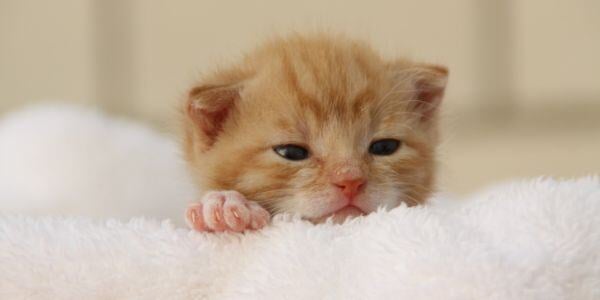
378,80 -> 411,103
399,182 -> 437,196
401,194 -> 422,206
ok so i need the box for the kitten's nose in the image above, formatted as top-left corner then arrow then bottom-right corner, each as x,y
333,178 -> 366,200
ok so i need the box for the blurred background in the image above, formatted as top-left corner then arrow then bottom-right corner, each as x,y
1,0 -> 599,197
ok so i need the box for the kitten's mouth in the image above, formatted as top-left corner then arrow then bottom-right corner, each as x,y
313,205 -> 365,224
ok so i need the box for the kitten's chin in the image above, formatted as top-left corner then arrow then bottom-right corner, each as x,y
312,206 -> 365,224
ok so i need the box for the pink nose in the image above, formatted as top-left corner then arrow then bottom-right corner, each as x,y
333,178 -> 366,200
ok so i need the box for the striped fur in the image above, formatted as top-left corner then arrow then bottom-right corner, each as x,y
182,33 -> 447,221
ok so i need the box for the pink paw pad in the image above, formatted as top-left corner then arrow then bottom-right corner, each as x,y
185,191 -> 270,232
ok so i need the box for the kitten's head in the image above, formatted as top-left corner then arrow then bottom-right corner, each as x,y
182,34 -> 447,222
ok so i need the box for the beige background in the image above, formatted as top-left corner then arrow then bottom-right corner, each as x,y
1,0 -> 599,195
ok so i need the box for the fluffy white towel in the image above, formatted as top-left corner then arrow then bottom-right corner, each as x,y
1,177 -> 599,299
0,105 -> 196,224
0,105 -> 598,299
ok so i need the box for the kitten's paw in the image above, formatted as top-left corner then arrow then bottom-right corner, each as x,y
185,191 -> 270,232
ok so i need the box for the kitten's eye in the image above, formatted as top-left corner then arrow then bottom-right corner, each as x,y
273,144 -> 309,161
369,139 -> 401,156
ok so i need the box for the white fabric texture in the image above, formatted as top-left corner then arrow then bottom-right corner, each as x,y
1,178 -> 599,299
0,105 -> 598,299
0,104 -> 196,224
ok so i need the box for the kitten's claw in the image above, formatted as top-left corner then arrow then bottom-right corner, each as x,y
185,191 -> 270,232
248,201 -> 270,229
186,203 -> 207,231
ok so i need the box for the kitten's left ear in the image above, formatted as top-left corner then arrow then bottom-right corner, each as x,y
392,63 -> 448,122
186,83 -> 242,150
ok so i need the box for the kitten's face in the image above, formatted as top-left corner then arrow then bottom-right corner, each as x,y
183,35 -> 447,222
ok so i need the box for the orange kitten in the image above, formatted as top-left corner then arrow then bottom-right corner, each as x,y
182,33 -> 448,232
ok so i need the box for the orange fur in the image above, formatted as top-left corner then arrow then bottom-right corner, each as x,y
182,33 -> 448,221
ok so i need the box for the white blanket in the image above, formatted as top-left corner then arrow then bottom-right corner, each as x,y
1,177 -> 599,299
0,105 -> 599,299
0,105 -> 196,224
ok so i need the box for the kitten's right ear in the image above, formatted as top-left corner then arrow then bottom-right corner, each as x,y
388,61 -> 448,123
186,83 -> 241,149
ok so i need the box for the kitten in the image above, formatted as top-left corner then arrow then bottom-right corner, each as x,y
182,33 -> 448,232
